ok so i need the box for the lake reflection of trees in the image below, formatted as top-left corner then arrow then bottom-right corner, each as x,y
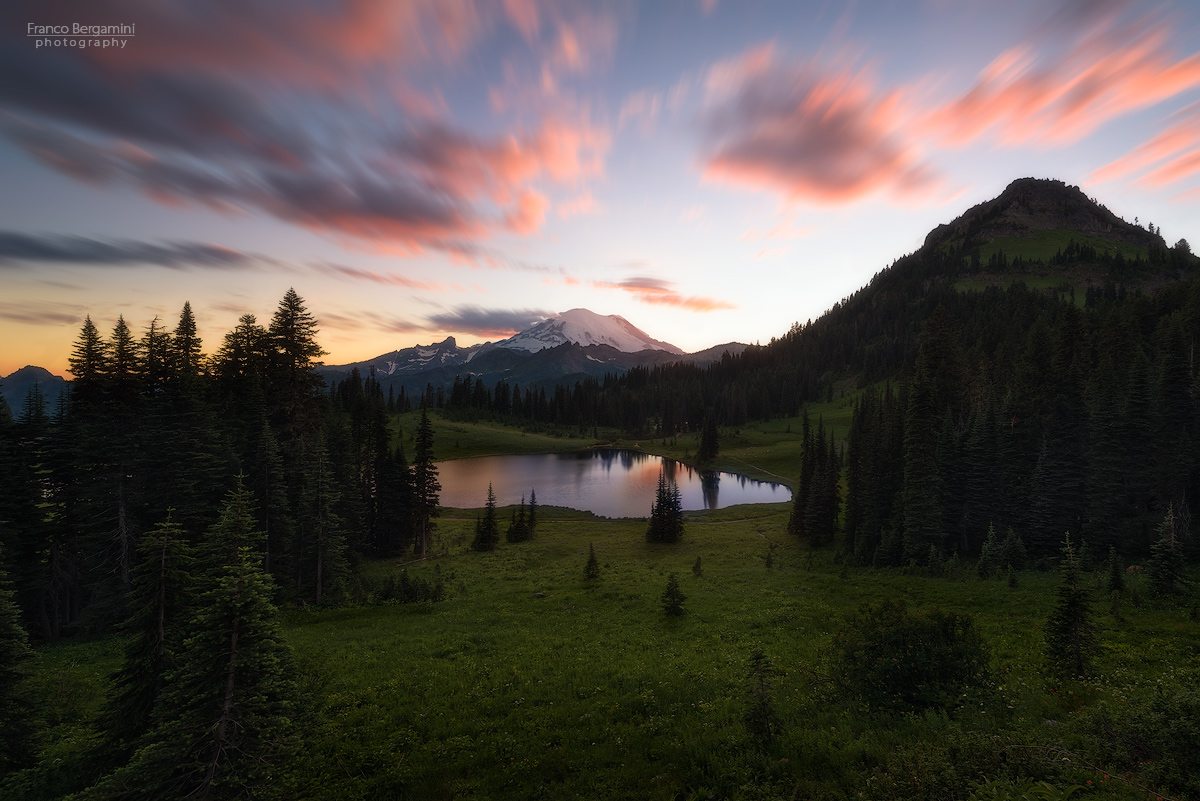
699,470 -> 720,509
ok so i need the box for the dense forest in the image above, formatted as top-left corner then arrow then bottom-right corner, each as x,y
0,289 -> 436,640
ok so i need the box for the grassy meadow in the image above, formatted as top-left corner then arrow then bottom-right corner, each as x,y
24,498 -> 1199,800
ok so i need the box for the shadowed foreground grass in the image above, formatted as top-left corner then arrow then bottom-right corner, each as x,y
19,506 -> 1198,800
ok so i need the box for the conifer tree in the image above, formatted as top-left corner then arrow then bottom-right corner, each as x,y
505,496 -> 529,543
903,366 -> 943,563
646,470 -> 684,543
527,488 -> 538,536
171,301 -> 204,379
105,484 -> 298,799
788,410 -> 814,540
662,572 -> 686,616
977,523 -> 1000,578
298,434 -> 348,603
697,411 -> 719,462
1105,545 -> 1125,595
472,484 -> 500,551
1045,533 -> 1099,677
584,544 -> 600,580
999,527 -> 1027,572
101,516 -> 194,751
0,550 -> 36,774
1147,506 -> 1188,597
744,649 -> 781,748
412,406 -> 440,558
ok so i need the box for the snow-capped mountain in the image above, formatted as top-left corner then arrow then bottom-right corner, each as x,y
318,309 -> 732,390
495,309 -> 684,354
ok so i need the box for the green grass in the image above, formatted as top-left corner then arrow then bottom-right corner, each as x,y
19,515 -> 1198,800
973,229 -> 1148,265
283,522 -> 1196,800
393,411 -> 605,461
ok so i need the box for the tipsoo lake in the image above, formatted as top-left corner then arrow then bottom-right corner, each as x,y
435,449 -> 791,518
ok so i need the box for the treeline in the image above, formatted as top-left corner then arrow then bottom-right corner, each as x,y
419,241 -> 1197,440
0,289 -> 434,641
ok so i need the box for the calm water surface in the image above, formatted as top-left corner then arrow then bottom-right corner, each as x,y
435,449 -> 791,518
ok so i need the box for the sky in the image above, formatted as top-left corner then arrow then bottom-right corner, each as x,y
4,0 -> 1200,377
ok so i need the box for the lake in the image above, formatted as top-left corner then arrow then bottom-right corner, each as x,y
434,449 -> 792,518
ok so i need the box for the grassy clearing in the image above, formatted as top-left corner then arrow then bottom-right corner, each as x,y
975,229 -> 1148,264
25,511 -> 1199,800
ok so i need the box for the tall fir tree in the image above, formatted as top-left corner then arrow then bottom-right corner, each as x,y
100,516 -> 194,752
1045,533 -> 1099,678
646,470 -> 684,544
472,484 -> 500,551
108,489 -> 298,799
412,406 -> 440,558
0,549 -> 37,774
902,365 -> 943,563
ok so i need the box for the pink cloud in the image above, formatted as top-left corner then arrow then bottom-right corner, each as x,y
1089,106 -> 1200,190
700,46 -> 940,204
927,5 -> 1200,147
593,277 -> 736,312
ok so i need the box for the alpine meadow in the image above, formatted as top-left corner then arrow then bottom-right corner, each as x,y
2,178 -> 1200,800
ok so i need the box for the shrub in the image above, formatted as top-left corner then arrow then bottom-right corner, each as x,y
830,599 -> 989,713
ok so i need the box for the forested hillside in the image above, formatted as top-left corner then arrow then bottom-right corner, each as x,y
481,179 -> 1200,564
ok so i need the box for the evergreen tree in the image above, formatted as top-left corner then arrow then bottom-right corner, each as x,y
998,527 -> 1027,572
171,302 -> 204,379
646,470 -> 684,544
662,572 -> 686,616
903,366 -> 943,563
297,435 -> 348,604
697,411 -> 719,462
101,516 -> 194,751
105,485 -> 298,799
505,496 -> 530,543
744,649 -> 782,748
0,550 -> 36,774
788,410 -> 814,540
267,288 -> 326,443
1045,533 -> 1099,677
472,484 -> 500,551
1105,545 -> 1125,595
584,544 -> 600,581
527,488 -> 538,537
412,406 -> 440,558
977,523 -> 1000,578
1147,506 -> 1188,597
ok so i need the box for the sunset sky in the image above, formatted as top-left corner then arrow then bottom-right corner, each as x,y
4,0 -> 1200,377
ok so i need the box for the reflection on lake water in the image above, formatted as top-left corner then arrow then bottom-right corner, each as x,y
434,449 -> 791,518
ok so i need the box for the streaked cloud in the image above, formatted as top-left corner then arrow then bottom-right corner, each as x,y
0,231 -> 262,270
593,277 -> 736,312
927,3 -> 1200,148
0,300 -> 85,326
1089,105 -> 1200,190
0,1 -> 611,255
314,263 -> 444,291
426,306 -> 554,337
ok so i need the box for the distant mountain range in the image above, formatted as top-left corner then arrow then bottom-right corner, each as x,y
1,365 -> 68,414
319,308 -> 745,392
